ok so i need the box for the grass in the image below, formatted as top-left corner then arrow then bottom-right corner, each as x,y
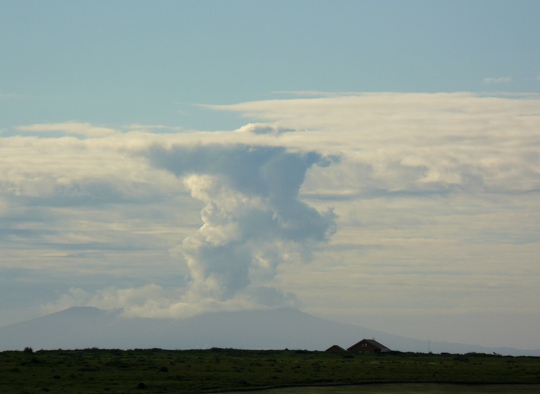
232,384 -> 540,394
0,348 -> 539,393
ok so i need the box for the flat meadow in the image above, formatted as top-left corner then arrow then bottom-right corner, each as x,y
234,383 -> 540,393
1,348 -> 539,393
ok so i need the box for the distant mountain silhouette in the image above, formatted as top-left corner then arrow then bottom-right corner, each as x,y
1,307 -> 538,356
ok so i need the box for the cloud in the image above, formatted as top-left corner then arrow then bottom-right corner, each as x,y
41,285 -> 178,317
17,122 -> 117,138
125,124 -> 184,133
41,284 -> 300,319
2,92 -> 540,339
3,134 -> 336,317
147,144 -> 336,301
0,92 -> 27,100
235,123 -> 294,135
214,93 -> 540,195
483,77 -> 512,85
0,197 -> 8,215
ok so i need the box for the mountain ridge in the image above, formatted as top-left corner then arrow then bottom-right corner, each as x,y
1,307 -> 538,356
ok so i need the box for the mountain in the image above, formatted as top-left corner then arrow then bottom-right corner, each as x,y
0,307 -> 538,356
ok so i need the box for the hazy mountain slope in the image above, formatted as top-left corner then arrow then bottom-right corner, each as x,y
1,307 -> 538,356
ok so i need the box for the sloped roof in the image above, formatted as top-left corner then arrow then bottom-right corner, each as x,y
347,338 -> 390,351
325,344 -> 346,352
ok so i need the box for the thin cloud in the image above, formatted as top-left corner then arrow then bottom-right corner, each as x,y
0,92 -> 28,100
483,77 -> 512,85
271,91 -> 361,98
18,122 -> 117,138
125,124 -> 184,133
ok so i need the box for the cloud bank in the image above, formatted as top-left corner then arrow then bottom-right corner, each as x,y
2,92 -> 540,349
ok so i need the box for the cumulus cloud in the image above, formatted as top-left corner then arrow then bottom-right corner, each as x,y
147,144 -> 336,302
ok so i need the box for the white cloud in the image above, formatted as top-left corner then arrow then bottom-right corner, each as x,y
235,123 -> 293,135
2,93 -> 540,350
41,284 -> 298,319
483,77 -> 512,84
125,124 -> 184,133
147,144 -> 336,302
17,122 -> 118,138
215,93 -> 540,194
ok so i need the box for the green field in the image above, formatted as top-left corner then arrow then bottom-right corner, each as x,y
234,384 -> 540,393
1,348 -> 539,393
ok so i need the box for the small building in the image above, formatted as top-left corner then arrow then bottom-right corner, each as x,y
325,344 -> 346,353
347,339 -> 390,354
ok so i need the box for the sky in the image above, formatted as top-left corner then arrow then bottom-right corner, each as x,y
1,1 -> 540,351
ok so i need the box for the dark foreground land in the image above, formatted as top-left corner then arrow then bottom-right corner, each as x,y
1,348 -> 539,393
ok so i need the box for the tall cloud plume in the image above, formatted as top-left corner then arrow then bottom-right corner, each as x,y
146,144 -> 336,304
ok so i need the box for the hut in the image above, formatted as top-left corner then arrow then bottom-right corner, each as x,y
347,339 -> 390,354
325,344 -> 346,352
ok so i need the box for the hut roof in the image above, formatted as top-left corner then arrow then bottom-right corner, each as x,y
325,344 -> 346,352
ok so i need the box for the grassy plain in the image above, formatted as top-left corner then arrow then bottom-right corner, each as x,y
234,384 -> 540,393
0,348 -> 539,393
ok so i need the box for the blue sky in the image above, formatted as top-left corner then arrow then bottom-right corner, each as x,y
1,1 -> 540,352
2,0 -> 539,130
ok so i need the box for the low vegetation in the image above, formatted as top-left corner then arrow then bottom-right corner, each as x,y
1,348 -> 539,393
